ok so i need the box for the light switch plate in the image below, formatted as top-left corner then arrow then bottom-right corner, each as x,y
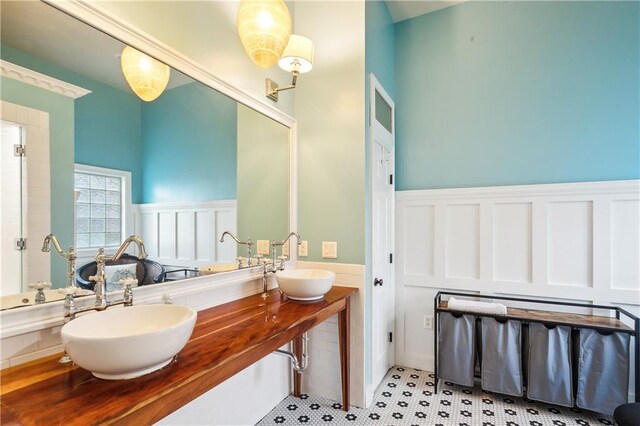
282,240 -> 290,257
298,241 -> 308,257
257,240 -> 270,255
322,241 -> 337,259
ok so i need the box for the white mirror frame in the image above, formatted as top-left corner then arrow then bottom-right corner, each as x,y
1,0 -> 297,339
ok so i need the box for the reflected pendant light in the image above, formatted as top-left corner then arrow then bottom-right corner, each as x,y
120,46 -> 170,102
237,0 -> 291,68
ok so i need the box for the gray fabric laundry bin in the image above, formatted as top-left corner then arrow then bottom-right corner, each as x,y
438,312 -> 476,386
527,323 -> 573,407
481,317 -> 523,397
576,329 -> 630,415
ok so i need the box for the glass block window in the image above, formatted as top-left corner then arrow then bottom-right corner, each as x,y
74,170 -> 123,249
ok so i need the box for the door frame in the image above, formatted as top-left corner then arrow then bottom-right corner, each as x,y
368,73 -> 396,402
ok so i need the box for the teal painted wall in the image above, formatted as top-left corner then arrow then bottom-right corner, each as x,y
140,82 -> 237,203
1,45 -> 144,202
395,1 -> 640,190
74,85 -> 142,203
237,104 -> 289,245
0,76 -> 74,287
365,0 -> 396,388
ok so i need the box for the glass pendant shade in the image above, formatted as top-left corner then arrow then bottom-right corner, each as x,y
278,34 -> 314,74
120,46 -> 170,102
237,0 -> 292,68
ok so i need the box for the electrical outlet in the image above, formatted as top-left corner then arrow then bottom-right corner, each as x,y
298,240 -> 308,257
322,241 -> 338,259
257,240 -> 270,255
423,315 -> 433,329
282,240 -> 290,257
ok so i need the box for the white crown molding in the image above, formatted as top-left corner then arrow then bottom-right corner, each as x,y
1,59 -> 91,99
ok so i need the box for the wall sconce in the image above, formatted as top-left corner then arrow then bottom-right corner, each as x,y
120,46 -> 170,102
266,34 -> 315,102
237,0 -> 292,69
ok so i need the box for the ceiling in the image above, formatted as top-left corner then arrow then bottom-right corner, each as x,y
0,1 -> 191,94
385,0 -> 466,23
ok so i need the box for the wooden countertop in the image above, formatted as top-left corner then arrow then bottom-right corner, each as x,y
438,301 -> 633,333
1,286 -> 358,426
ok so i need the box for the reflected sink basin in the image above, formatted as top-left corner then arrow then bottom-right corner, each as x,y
275,269 -> 336,301
61,304 -> 197,380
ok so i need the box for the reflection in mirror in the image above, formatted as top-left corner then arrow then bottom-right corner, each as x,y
0,0 -> 290,309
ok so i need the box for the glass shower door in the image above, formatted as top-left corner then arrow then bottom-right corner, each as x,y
1,120 -> 25,295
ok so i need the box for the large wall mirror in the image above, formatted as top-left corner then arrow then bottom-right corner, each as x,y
0,1 -> 291,309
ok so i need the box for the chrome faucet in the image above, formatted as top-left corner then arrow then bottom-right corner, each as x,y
261,232 -> 301,298
219,231 -> 254,267
270,232 -> 301,267
42,234 -> 77,291
66,235 -> 147,322
42,234 -> 78,322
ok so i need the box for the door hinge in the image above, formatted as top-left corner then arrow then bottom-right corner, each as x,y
15,238 -> 26,251
389,253 -> 393,263
388,332 -> 393,343
389,174 -> 393,185
14,145 -> 25,157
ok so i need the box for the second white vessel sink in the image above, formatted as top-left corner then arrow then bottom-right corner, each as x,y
275,269 -> 336,301
61,304 -> 197,380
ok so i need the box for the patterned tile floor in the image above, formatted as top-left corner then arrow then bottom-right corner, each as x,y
256,366 -> 614,426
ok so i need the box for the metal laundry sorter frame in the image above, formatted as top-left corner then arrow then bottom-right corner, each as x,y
433,291 -> 640,407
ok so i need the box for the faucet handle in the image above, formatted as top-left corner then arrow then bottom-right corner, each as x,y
60,286 -> 77,296
120,278 -> 136,307
88,275 -> 100,283
119,277 -> 138,288
30,281 -> 52,290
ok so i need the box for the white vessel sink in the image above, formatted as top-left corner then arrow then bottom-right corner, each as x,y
275,269 -> 336,301
61,304 -> 197,380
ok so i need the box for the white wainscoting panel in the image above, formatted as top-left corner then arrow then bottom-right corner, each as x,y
611,200 -> 640,290
133,200 -> 237,268
445,204 -> 480,280
548,201 -> 593,287
493,202 -> 532,283
395,180 -> 640,373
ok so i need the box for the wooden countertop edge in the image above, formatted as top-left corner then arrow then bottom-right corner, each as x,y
1,287 -> 358,426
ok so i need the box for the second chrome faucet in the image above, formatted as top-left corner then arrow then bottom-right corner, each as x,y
262,232 -> 302,298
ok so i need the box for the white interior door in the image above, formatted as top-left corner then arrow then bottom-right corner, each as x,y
370,75 -> 395,389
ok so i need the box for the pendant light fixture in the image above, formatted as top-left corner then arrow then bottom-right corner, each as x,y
120,46 -> 170,102
237,0 -> 292,69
